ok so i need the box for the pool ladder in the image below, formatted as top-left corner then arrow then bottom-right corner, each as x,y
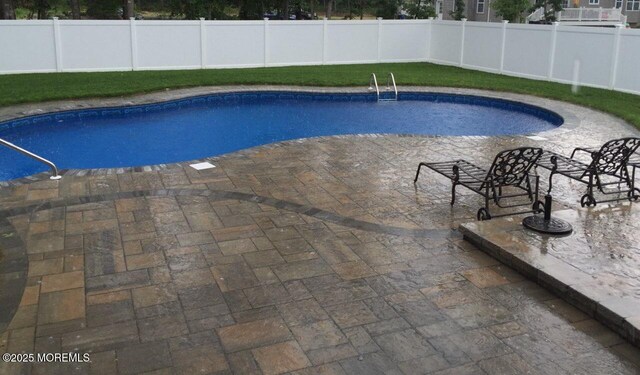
0,137 -> 61,180
369,73 -> 398,102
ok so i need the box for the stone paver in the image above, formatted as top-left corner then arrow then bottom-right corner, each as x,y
461,206 -> 640,347
1,87 -> 640,374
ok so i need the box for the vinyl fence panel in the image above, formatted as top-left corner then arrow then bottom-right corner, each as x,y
502,24 -> 552,80
462,22 -> 503,72
58,21 -> 132,72
136,21 -> 202,70
0,21 -> 57,73
205,22 -> 265,68
611,30 -> 640,94
552,26 -> 615,88
0,19 -> 639,95
429,21 -> 463,65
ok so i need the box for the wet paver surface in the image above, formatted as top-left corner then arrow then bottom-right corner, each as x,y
1,87 -> 640,374
461,205 -> 640,346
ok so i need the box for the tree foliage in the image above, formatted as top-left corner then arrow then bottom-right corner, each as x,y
1,0 -> 17,18
170,0 -> 227,19
492,0 -> 529,22
86,0 -> 120,19
10,0 -> 411,19
531,0 -> 562,22
406,0 -> 435,19
373,0 -> 397,18
449,0 -> 464,20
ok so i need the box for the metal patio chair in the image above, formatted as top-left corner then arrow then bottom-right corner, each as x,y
571,145 -> 640,171
537,137 -> 640,207
414,147 -> 544,221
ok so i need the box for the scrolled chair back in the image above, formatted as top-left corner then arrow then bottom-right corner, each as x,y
487,147 -> 543,186
591,137 -> 640,175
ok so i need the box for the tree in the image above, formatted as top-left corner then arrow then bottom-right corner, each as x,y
352,0 -> 365,19
325,0 -> 333,19
374,0 -> 397,18
238,0 -> 263,19
123,0 -> 134,17
407,0 -> 435,18
170,0 -> 227,18
32,0 -> 50,19
492,0 -> 529,22
531,0 -> 562,22
0,0 -> 16,19
87,0 -> 121,18
69,0 -> 81,18
449,0 -> 464,20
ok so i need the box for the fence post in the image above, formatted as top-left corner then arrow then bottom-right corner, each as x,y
609,24 -> 623,89
322,17 -> 328,64
426,17 -> 434,62
130,17 -> 138,71
460,18 -> 467,67
52,17 -> 63,72
578,7 -> 582,21
377,17 -> 382,63
200,18 -> 206,69
263,18 -> 269,67
598,7 -> 602,21
547,22 -> 558,81
499,20 -> 508,74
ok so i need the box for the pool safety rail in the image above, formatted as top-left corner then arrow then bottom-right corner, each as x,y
369,73 -> 380,100
369,73 -> 398,102
0,138 -> 61,180
386,73 -> 398,101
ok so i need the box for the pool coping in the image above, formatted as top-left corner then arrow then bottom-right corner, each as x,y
0,84 -> 628,187
459,211 -> 640,348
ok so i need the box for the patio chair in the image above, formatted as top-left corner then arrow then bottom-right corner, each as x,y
536,137 -> 640,207
571,145 -> 640,170
414,147 -> 544,221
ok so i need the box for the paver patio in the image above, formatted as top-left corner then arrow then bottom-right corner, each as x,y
1,87 -> 639,374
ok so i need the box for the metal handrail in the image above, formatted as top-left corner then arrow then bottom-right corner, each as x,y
386,73 -> 398,101
368,73 -> 380,100
0,138 -> 61,180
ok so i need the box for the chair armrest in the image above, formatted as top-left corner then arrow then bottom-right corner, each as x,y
570,147 -> 597,159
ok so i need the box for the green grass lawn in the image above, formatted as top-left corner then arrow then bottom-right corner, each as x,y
1,62 -> 639,129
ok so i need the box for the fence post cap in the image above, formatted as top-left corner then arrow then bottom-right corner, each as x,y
502,20 -> 509,23
428,17 -> 434,20
461,18 -> 467,22
377,17 -> 383,20
52,17 -> 59,20
199,17 -> 205,21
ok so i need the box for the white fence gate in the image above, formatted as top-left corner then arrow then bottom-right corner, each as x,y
1,18 -> 639,95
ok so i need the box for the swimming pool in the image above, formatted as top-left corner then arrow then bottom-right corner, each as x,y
0,91 -> 563,181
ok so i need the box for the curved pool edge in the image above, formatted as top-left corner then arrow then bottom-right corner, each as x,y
0,85 -> 607,187
0,133 -> 444,187
0,86 -> 576,129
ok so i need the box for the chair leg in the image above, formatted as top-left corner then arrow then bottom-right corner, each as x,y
414,163 -> 427,183
451,182 -> 457,205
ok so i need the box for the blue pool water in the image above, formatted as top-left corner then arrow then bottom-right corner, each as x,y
0,92 -> 562,181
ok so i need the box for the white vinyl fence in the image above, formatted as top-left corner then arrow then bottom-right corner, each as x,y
0,18 -> 639,95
